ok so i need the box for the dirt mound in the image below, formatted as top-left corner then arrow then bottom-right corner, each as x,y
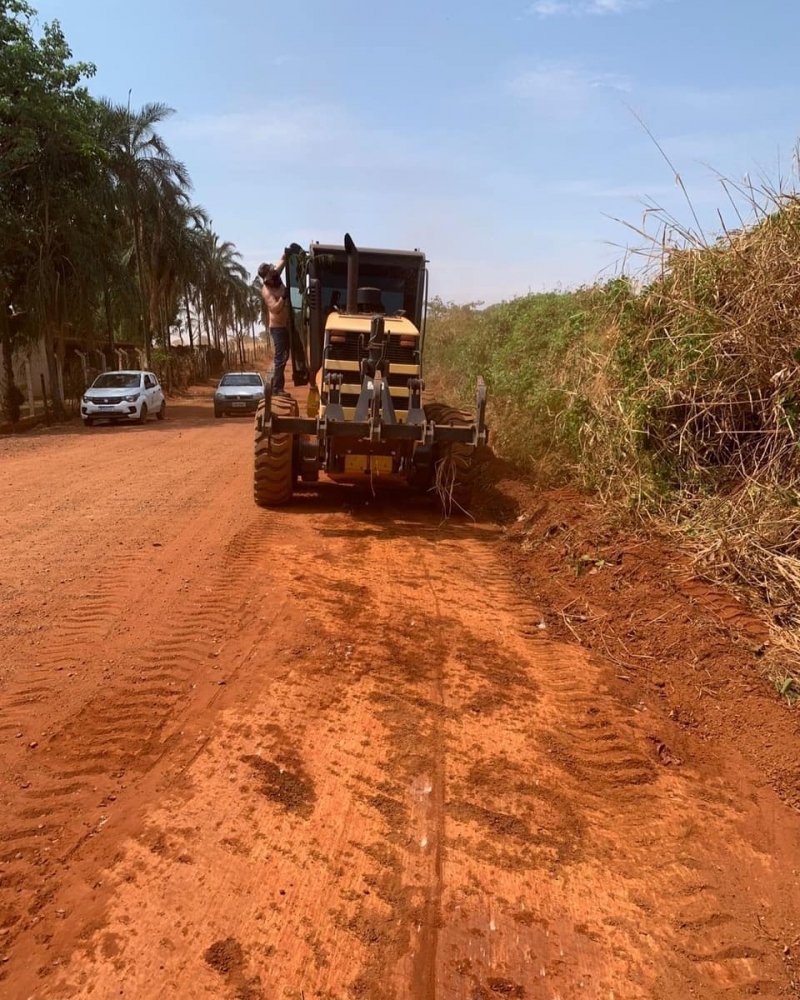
497,476 -> 800,809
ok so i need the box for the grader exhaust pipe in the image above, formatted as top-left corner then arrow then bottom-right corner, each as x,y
345,232 -> 359,314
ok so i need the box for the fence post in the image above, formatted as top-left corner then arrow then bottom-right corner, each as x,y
56,355 -> 64,402
76,350 -> 88,390
24,359 -> 35,417
40,373 -> 50,424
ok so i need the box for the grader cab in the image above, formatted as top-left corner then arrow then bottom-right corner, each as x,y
253,234 -> 487,512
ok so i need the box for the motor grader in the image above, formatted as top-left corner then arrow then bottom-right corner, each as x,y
253,234 -> 488,512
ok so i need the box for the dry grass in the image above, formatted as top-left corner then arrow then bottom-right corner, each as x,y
571,179 -> 800,688
427,167 -> 800,691
432,454 -> 473,520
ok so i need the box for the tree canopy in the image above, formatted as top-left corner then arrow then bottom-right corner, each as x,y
0,0 -> 258,420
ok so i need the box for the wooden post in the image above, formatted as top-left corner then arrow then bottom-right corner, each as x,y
24,359 -> 35,417
76,350 -> 88,389
40,373 -> 49,424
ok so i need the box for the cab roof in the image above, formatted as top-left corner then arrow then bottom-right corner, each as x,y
310,243 -> 426,266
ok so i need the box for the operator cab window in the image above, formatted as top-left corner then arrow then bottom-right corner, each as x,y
316,263 -> 418,318
287,256 -> 304,311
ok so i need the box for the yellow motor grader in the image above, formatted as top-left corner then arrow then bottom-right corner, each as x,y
253,234 -> 487,512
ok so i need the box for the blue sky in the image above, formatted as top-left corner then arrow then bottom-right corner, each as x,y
30,0 -> 800,302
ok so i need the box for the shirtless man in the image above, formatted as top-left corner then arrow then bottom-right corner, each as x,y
258,256 -> 290,394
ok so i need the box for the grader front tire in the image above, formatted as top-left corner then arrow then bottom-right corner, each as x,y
253,395 -> 299,508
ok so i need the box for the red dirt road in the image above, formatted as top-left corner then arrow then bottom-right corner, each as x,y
1,387 -> 799,1000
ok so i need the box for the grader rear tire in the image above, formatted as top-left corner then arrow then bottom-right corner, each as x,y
424,403 -> 477,516
254,395 -> 299,507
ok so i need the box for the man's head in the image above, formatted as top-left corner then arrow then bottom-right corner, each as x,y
258,262 -> 280,286
258,264 -> 281,288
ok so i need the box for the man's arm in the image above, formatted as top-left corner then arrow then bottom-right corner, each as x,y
270,242 -> 303,278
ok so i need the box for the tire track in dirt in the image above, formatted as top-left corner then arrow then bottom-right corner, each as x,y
412,561 -> 449,1000
3,407 -> 800,999
433,534 -> 795,999
29,497 -> 799,1000
0,400 -> 302,990
0,508 -> 281,959
15,511 -> 465,999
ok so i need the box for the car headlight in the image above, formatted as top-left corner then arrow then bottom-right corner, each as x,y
122,394 -> 141,403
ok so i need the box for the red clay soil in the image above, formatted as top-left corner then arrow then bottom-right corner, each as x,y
490,470 -> 800,811
0,389 -> 799,1000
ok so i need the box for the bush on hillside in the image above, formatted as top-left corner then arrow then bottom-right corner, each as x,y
426,192 -> 800,672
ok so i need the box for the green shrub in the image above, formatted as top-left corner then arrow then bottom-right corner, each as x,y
426,194 -> 800,658
425,287 -> 617,473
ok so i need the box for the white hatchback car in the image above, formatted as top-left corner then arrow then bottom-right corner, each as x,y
81,371 -> 166,427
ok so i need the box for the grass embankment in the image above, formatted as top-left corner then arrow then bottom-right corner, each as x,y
427,197 -> 800,697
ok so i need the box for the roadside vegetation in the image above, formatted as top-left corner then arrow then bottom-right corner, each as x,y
0,0 -> 256,423
427,180 -> 800,697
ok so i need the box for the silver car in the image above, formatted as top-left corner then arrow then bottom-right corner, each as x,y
214,372 -> 265,418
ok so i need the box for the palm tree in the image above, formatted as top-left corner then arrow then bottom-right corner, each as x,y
100,99 -> 191,362
145,195 -> 208,349
193,226 -> 248,362
1,5 -> 254,417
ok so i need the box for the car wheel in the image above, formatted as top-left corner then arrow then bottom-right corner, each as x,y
82,417 -> 94,427
137,403 -> 148,425
157,400 -> 166,421
214,409 -> 223,419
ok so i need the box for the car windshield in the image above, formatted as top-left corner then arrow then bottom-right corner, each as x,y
220,374 -> 262,387
91,373 -> 140,389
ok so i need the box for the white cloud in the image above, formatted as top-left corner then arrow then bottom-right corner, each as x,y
530,0 -> 646,16
529,1 -> 570,15
508,63 -> 632,117
586,0 -> 638,12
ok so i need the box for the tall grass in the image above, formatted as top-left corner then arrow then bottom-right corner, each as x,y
426,179 -> 800,686
425,286 -> 620,477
